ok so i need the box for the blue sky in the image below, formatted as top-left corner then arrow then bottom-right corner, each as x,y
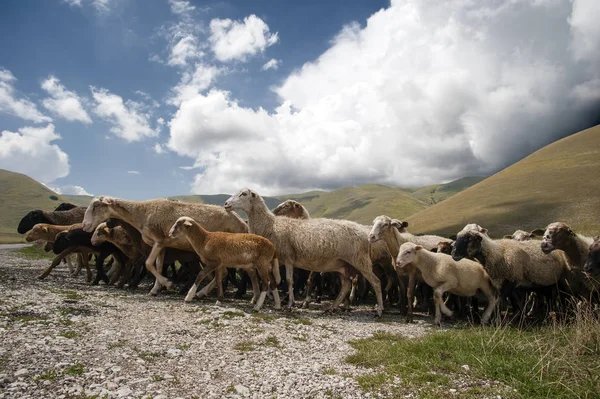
1,0 -> 599,199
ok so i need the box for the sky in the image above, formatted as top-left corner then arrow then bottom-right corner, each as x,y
0,0 -> 599,200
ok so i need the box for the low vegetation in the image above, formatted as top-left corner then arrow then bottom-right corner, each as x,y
347,306 -> 600,399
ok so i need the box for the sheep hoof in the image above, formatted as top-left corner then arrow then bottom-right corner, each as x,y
274,305 -> 282,310
301,301 -> 310,309
148,290 -> 158,297
37,273 -> 48,280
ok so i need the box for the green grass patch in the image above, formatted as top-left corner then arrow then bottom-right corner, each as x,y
64,362 -> 84,376
108,340 -> 127,349
221,310 -> 246,319
134,348 -> 166,362
263,335 -> 282,348
250,313 -> 277,323
60,330 -> 79,339
322,367 -> 338,375
347,314 -> 600,399
35,368 -> 59,382
15,245 -> 55,260
292,318 -> 312,325
234,340 -> 255,352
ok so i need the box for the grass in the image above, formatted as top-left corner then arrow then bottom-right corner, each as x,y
407,124 -> 600,237
234,340 -> 255,352
64,362 -> 84,376
134,348 -> 166,361
250,313 -> 278,323
35,368 -> 59,382
322,367 -> 338,375
221,310 -> 246,319
60,330 -> 79,339
108,340 -> 127,349
15,245 -> 55,260
263,335 -> 282,348
346,306 -> 600,399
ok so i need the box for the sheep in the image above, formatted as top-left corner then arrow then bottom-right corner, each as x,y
272,200 -> 311,220
25,223 -> 92,280
53,202 -> 79,212
435,241 -> 454,255
47,228 -> 126,285
17,206 -> 86,234
224,188 -> 384,316
168,217 -> 281,311
82,196 -> 248,296
452,223 -> 569,316
539,222 -> 597,300
396,242 -> 497,325
368,215 -> 452,322
503,229 -> 541,241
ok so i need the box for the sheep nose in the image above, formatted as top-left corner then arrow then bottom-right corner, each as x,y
368,234 -> 376,242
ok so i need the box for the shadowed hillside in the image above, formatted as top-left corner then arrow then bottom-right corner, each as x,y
406,124 -> 600,237
411,176 -> 486,205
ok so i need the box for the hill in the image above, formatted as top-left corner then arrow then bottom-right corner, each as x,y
283,184 -> 428,225
410,176 -> 486,205
406,124 -> 600,237
0,170 -> 72,243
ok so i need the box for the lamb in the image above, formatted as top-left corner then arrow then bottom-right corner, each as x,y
45,228 -> 126,285
396,242 -> 497,325
540,222 -> 597,299
168,217 -> 281,311
17,206 -> 86,234
435,241 -> 454,255
224,188 -> 384,316
452,223 -> 569,315
82,196 -> 248,296
272,200 -> 311,220
368,215 -> 452,322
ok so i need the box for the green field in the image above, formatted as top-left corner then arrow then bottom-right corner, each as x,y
406,123 -> 600,237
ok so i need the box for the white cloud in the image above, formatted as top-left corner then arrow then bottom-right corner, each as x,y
62,0 -> 82,7
209,15 -> 279,62
169,63 -> 223,105
0,68 -> 51,123
90,87 -> 157,142
168,35 -> 205,67
261,58 -> 281,71
169,0 -> 194,16
167,0 -> 600,196
41,76 -> 92,124
569,0 -> 600,63
92,0 -> 111,13
127,170 -> 140,175
52,184 -> 92,196
0,124 -> 69,183
153,143 -> 165,154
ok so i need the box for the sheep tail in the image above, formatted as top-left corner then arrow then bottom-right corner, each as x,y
272,257 -> 281,285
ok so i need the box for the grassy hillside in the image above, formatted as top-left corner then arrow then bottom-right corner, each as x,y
407,124 -> 600,237
0,170 -> 68,243
411,176 -> 486,205
283,184 -> 428,225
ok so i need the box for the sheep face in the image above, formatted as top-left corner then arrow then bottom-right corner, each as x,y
25,224 -> 50,242
506,230 -> 535,241
273,200 -> 302,217
452,231 -> 482,261
540,222 -> 573,254
390,219 -> 409,233
168,217 -> 194,239
224,188 -> 256,212
583,237 -> 600,277
437,241 -> 453,255
368,215 -> 393,243
91,223 -> 110,246
83,197 -> 114,233
396,242 -> 422,269
17,210 -> 47,234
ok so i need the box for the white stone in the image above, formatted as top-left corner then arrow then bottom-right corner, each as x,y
117,386 -> 132,397
14,369 -> 28,377
461,364 -> 470,372
167,348 -> 182,357
235,384 -> 250,397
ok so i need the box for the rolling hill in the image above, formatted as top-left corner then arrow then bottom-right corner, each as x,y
410,176 -> 487,205
406,123 -> 600,237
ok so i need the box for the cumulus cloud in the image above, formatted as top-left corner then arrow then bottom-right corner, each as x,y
0,124 -> 69,183
168,35 -> 205,67
62,0 -> 82,6
169,0 -> 194,16
209,15 -> 279,62
0,68 -> 51,123
92,0 -> 111,13
167,0 -> 600,195
153,143 -> 165,154
261,58 -> 281,71
52,184 -> 92,196
169,63 -> 223,105
41,76 -> 92,124
90,87 -> 157,142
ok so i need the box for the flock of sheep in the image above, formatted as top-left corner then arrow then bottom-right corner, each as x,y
16,188 -> 600,326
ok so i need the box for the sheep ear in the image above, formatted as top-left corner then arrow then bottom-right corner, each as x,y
42,226 -> 48,233
531,229 -> 545,236
402,221 -> 409,228
479,227 -> 488,234
431,248 -> 438,253
183,220 -> 193,227
593,236 -> 600,241
415,245 -> 423,251
251,192 -> 256,198
103,227 -> 110,234
101,197 -> 113,205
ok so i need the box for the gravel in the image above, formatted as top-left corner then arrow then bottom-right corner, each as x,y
0,247 -> 436,398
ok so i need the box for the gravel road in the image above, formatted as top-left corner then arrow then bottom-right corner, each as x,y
0,248 -> 435,399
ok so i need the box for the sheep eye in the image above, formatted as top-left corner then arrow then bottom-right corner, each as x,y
241,192 -> 247,197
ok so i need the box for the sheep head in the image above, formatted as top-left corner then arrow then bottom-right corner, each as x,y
369,215 -> 393,243
83,196 -> 115,233
17,209 -> 47,234
583,237 -> 600,277
91,222 -> 111,246
452,225 -> 485,261
437,241 -> 453,255
390,219 -> 409,233
273,200 -> 305,218
168,216 -> 194,239
540,222 -> 574,254
396,242 -> 422,269
224,188 -> 257,213
25,224 -> 50,242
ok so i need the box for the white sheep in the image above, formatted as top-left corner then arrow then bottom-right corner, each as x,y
397,242 -> 497,325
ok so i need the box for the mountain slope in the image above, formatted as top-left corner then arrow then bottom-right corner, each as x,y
411,176 -> 487,205
406,124 -> 600,237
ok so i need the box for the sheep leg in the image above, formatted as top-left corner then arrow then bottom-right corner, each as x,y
246,269 -> 260,304
146,244 -> 171,295
39,247 -> 79,279
65,255 -> 75,274
302,271 -> 316,309
71,253 -> 85,277
215,266 -> 226,303
480,285 -> 497,325
326,270 -> 352,312
269,271 -> 281,310
185,263 -> 220,302
433,282 -> 454,326
349,275 -> 359,304
196,277 -> 217,299
361,269 -> 384,317
92,252 -> 110,285
406,272 -> 416,323
284,261 -> 295,309
253,261 -> 273,312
